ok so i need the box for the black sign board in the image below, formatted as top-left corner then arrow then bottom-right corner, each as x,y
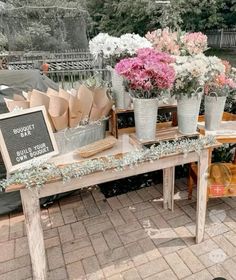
0,106 -> 58,173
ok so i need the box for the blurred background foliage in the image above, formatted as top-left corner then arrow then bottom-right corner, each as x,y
0,0 -> 236,51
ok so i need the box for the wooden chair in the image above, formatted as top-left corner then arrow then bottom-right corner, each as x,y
188,112 -> 236,200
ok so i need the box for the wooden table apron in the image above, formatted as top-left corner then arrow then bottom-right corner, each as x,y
19,148 -> 209,280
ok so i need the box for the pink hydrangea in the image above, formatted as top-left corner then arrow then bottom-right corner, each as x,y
115,48 -> 175,96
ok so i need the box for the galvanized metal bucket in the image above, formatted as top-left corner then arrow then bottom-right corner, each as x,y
54,120 -> 107,155
110,68 -> 131,109
205,95 -> 226,131
133,98 -> 158,141
177,94 -> 202,135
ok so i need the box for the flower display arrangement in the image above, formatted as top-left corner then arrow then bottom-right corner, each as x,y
146,27 -> 208,56
89,33 -> 152,109
205,60 -> 236,97
115,48 -> 175,99
204,59 -> 236,130
115,48 -> 175,140
172,54 -> 225,98
171,54 -> 228,134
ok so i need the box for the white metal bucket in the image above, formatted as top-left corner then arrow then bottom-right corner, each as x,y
177,94 -> 202,135
205,95 -> 226,131
110,68 -> 131,109
133,98 -> 158,141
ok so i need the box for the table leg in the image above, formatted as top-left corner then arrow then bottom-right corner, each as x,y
196,149 -> 209,243
20,188 -> 47,280
163,167 -> 175,211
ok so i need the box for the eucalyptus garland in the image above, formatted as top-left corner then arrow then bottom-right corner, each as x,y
0,135 -> 216,192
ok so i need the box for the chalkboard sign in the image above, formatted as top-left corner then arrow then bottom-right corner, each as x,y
0,106 -> 58,173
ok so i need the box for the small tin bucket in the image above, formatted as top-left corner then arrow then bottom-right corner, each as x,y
110,68 -> 131,109
177,94 -> 202,135
205,95 -> 226,131
133,98 -> 158,141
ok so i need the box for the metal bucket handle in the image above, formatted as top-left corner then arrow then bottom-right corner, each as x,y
192,87 -> 203,99
208,91 -> 218,100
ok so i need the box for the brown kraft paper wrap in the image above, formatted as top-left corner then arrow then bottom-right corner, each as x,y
48,95 -> 69,131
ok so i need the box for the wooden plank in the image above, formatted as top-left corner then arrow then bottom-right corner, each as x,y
163,167 -> 175,211
129,127 -> 199,148
74,136 -> 118,158
20,188 -> 47,280
196,149 -> 209,243
37,151 -> 200,199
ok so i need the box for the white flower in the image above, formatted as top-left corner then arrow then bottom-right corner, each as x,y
89,32 -> 152,60
89,33 -> 112,59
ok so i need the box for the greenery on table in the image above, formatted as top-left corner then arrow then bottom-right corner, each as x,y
0,136 -> 216,191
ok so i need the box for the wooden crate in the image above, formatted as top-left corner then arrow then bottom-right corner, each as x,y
110,104 -> 178,138
129,127 -> 200,148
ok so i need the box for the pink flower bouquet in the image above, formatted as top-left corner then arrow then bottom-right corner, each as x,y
146,28 -> 208,56
205,73 -> 236,97
146,28 -> 180,55
115,48 -> 176,99
182,32 -> 208,56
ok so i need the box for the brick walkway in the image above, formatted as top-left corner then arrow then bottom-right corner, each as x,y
0,179 -> 236,280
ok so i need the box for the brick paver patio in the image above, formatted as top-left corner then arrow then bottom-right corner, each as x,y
0,179 -> 236,280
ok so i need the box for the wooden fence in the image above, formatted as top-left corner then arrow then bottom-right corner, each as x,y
0,49 -> 110,90
206,29 -> 236,48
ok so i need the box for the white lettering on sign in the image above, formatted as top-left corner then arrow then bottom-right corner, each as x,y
30,147 -> 49,158
16,155 -> 28,162
13,124 -> 35,138
15,143 -> 50,163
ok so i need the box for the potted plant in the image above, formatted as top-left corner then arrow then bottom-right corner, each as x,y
171,55 -> 207,134
115,48 -> 175,140
204,60 -> 236,130
89,33 -> 151,109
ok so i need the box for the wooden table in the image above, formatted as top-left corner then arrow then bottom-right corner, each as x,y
5,134 -> 214,280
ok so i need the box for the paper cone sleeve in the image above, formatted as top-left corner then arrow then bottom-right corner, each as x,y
68,94 -> 82,128
77,85 -> 93,120
101,98 -> 113,117
47,88 -> 59,96
13,94 -> 26,101
4,98 -> 29,112
59,88 -> 70,100
30,90 -> 50,110
48,95 -> 69,131
89,106 -> 102,121
92,87 -> 109,108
